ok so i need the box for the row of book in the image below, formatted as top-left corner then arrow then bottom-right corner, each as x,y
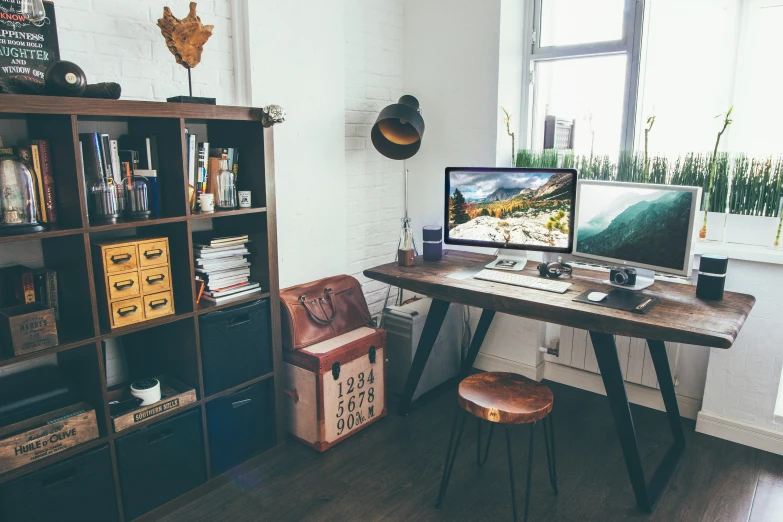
0,265 -> 59,320
185,129 -> 240,211
0,140 -> 57,223
193,233 -> 262,305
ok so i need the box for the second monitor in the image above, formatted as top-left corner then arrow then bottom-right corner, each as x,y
445,167 -> 577,270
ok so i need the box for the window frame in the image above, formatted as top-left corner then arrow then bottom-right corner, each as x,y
520,0 -> 645,154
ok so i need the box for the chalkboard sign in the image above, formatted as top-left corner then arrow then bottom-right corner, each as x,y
0,0 -> 59,84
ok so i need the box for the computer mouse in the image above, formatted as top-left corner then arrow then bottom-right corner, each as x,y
588,292 -> 608,302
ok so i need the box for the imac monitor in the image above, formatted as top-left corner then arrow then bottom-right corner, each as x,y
573,180 -> 701,277
445,167 -> 577,270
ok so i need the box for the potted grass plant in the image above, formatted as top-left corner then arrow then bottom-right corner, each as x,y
725,155 -> 783,247
699,108 -> 733,239
672,153 -> 728,241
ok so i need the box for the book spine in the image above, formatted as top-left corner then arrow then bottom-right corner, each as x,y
47,270 -> 59,321
21,271 -> 35,304
36,140 -> 58,223
110,140 -> 121,182
100,134 -> 113,180
78,141 -> 88,219
33,272 -> 45,305
30,144 -> 47,223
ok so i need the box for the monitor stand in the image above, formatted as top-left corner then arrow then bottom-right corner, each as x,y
485,249 -> 528,271
603,267 -> 655,291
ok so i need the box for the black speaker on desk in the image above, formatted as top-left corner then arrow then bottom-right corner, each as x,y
696,254 -> 728,300
423,225 -> 442,261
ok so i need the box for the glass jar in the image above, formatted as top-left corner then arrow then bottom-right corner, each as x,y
91,178 -> 119,223
216,158 -> 237,209
123,176 -> 152,220
0,155 -> 45,235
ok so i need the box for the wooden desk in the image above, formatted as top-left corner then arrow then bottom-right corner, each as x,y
364,250 -> 755,512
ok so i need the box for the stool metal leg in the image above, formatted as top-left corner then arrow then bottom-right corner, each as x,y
524,422 -> 535,522
477,419 -> 495,467
436,407 -> 468,508
504,426 -> 519,522
542,415 -> 558,494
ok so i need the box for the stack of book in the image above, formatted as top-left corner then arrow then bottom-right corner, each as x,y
194,234 -> 262,305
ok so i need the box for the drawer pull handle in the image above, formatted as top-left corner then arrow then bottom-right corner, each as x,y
113,280 -> 135,290
117,305 -> 138,317
232,398 -> 253,408
149,298 -> 168,310
143,249 -> 163,259
42,468 -> 77,488
110,253 -> 132,264
146,274 -> 165,284
227,314 -> 250,327
148,429 -> 174,444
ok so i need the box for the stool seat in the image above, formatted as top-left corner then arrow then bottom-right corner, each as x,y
458,372 -> 553,425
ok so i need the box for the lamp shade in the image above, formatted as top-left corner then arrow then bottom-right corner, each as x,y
371,95 -> 425,160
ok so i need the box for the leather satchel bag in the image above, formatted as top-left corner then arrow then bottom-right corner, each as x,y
280,274 -> 372,350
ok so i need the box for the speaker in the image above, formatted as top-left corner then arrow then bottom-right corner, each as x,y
423,225 -> 442,261
696,254 -> 728,301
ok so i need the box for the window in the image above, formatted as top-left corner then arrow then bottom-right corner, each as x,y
522,0 -> 644,156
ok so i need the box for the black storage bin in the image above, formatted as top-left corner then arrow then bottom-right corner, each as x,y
115,409 -> 206,521
199,299 -> 272,395
0,445 -> 119,522
206,379 -> 276,474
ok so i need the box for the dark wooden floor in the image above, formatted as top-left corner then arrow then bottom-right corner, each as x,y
162,381 -> 783,522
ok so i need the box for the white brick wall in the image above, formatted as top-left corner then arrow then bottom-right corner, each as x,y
53,0 -> 235,103
345,0 -> 406,316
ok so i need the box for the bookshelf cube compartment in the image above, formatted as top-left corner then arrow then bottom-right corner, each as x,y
76,116 -> 188,223
102,318 -> 201,407
0,114 -> 84,230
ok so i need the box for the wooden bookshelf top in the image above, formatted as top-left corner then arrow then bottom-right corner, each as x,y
0,94 -> 265,120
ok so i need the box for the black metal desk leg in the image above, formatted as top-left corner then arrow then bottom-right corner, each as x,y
590,332 -> 685,512
461,309 -> 495,378
398,298 -> 450,415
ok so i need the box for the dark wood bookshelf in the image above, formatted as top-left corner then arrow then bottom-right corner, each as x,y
0,95 -> 283,522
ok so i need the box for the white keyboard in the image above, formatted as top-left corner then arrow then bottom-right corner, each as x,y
473,269 -> 572,294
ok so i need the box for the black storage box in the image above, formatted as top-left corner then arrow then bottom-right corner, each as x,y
0,445 -> 119,522
206,379 -> 276,474
0,366 -> 76,429
115,409 -> 206,520
199,299 -> 273,395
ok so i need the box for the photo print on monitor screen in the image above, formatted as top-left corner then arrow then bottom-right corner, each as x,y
445,168 -> 576,252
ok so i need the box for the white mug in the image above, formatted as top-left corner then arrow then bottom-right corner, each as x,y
238,190 -> 251,208
199,193 -> 215,212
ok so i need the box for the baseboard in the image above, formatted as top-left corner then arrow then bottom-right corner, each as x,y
473,352 -> 544,381
696,411 -> 783,456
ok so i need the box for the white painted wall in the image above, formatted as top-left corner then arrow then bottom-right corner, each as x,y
54,0 -> 236,103
246,0 -> 347,288
344,0 -> 407,315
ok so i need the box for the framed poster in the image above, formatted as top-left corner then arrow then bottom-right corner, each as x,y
0,1 -> 59,84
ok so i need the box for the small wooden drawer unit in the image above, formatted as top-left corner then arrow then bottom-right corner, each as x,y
93,238 -> 175,329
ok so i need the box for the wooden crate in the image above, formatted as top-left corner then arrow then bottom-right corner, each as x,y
283,327 -> 386,452
0,401 -> 99,474
109,376 -> 197,433
0,303 -> 58,357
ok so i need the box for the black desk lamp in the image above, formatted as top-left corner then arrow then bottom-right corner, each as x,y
371,95 -> 425,307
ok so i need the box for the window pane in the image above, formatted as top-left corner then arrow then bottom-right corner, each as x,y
540,0 -> 625,47
531,55 -> 627,156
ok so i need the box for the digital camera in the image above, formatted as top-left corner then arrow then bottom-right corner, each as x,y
610,266 -> 637,286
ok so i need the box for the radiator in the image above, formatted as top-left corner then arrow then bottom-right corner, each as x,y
550,326 -> 680,389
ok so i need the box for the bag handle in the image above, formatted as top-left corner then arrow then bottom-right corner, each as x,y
299,288 -> 337,325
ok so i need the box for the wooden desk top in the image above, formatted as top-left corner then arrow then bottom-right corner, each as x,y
364,250 -> 755,349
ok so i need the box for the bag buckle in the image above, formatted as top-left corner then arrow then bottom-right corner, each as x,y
299,296 -> 306,304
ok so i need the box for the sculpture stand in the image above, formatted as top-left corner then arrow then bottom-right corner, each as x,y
167,68 -> 216,105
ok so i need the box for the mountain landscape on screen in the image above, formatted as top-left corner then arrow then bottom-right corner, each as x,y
448,171 -> 573,247
576,189 -> 694,270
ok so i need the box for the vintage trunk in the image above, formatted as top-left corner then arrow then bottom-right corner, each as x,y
283,327 -> 386,451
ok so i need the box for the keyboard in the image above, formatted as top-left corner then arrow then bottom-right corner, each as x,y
473,269 -> 572,294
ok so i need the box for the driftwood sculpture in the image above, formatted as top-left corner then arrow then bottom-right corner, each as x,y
157,2 -> 213,69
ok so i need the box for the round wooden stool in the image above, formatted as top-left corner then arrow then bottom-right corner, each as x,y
436,372 -> 558,522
